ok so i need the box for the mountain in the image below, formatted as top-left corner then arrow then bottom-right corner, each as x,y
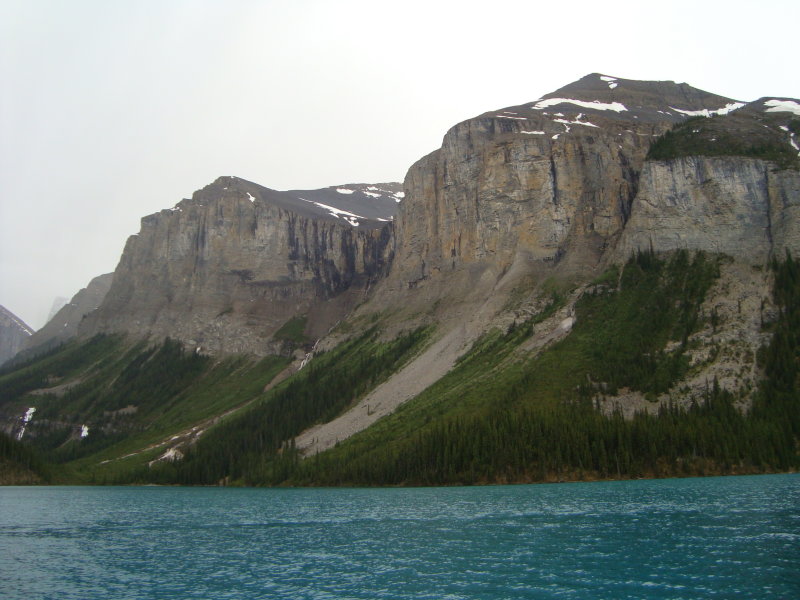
47,297 -> 68,322
78,178 -> 400,356
18,273 -> 114,359
0,306 -> 32,365
2,74 -> 799,486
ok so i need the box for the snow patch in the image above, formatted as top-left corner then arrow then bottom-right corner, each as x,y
494,115 -> 527,120
16,407 -> 36,440
393,192 -> 405,202
669,102 -> 745,117
554,118 -> 599,129
299,197 -> 363,227
335,187 -> 355,194
363,191 -> 381,198
789,133 -> 800,156
6,313 -> 33,336
531,98 -> 628,112
764,99 -> 800,116
246,192 -> 256,203
521,130 -> 545,135
599,75 -> 618,89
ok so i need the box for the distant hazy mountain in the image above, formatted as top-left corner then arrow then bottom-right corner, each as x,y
21,273 -> 114,357
47,297 -> 68,322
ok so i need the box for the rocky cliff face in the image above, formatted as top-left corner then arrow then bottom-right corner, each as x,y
78,75 -> 800,359
0,306 -> 32,365
615,98 -> 800,261
80,177 -> 399,355
21,273 -> 114,356
365,74 -> 759,318
615,156 -> 800,262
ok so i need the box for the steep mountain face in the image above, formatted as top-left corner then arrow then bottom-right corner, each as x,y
615,156 -> 800,261
369,74 -> 751,318
616,99 -> 800,261
352,78 -> 800,329
80,177 -> 400,355
0,306 -> 32,365
21,273 -> 114,356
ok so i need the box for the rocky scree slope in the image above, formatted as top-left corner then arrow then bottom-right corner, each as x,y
79,178 -> 401,356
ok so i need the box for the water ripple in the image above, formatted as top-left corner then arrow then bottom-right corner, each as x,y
0,474 -> 798,599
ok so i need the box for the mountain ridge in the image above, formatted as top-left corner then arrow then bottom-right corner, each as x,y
2,73 -> 799,486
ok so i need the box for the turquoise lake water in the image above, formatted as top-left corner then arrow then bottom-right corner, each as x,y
1,474 -> 797,599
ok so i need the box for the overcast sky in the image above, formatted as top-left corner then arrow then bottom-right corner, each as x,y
2,0 -> 799,330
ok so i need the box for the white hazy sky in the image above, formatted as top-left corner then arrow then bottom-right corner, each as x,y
1,0 -> 798,330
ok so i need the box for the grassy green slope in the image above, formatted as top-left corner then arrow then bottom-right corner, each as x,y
0,335 -> 290,482
142,326 -> 433,485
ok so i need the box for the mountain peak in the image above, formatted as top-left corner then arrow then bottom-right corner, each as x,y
541,73 -> 741,120
479,73 -> 746,128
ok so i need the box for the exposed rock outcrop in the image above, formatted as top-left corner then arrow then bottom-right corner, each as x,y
0,306 -> 32,365
76,76 -> 800,366
80,177 -> 399,355
362,74 -> 758,322
614,157 -> 800,262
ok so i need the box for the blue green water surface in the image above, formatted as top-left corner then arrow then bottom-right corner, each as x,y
1,474 -> 797,599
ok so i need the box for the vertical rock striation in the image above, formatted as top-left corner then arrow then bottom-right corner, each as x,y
369,74 -> 750,319
615,157 -> 800,262
80,177 -> 397,355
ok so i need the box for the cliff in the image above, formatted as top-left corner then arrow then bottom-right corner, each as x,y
80,177 -> 399,355
615,156 -> 800,262
615,98 -> 800,261
0,306 -> 32,365
360,74 -> 768,321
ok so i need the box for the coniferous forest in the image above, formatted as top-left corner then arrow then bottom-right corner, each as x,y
2,252 -> 799,486
145,252 -> 798,486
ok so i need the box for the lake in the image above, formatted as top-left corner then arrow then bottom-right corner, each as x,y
1,474 -> 797,599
